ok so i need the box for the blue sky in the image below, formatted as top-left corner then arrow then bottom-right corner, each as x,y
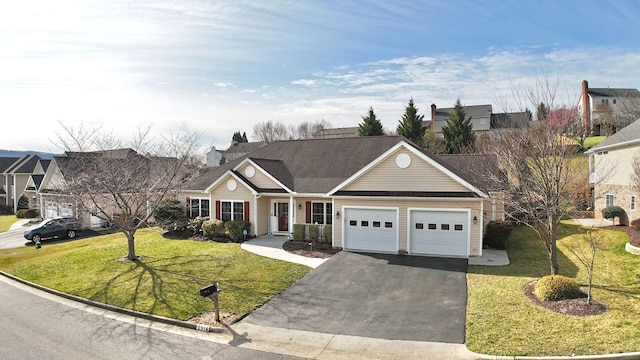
2,0 -> 640,153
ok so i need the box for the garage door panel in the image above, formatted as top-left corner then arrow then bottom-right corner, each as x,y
344,208 -> 397,253
410,210 -> 468,256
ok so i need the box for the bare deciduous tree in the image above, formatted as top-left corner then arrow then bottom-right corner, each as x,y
252,120 -> 291,143
490,124 -> 588,275
563,227 -> 603,304
52,122 -> 201,261
490,73 -> 590,275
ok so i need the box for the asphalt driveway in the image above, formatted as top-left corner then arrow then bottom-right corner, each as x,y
242,251 -> 468,343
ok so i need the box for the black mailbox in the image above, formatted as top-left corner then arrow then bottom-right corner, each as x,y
200,283 -> 218,297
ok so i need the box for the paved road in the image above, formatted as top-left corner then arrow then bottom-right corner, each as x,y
0,227 -> 31,249
243,251 -> 468,343
0,275 -> 300,360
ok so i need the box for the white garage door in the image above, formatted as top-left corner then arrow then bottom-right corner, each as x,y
410,210 -> 469,256
344,208 -> 397,253
45,202 -> 73,218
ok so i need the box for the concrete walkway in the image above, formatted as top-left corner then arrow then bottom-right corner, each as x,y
241,235 -> 328,269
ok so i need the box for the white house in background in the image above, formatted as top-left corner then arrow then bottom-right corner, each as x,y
586,118 -> 640,222
579,80 -> 640,135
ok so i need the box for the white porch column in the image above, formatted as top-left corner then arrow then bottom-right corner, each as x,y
288,196 -> 295,234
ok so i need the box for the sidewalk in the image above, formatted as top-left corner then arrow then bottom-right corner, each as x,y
241,235 -> 328,268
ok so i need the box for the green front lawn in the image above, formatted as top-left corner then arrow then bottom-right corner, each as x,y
0,228 -> 310,320
0,215 -> 19,232
582,136 -> 607,149
467,222 -> 640,356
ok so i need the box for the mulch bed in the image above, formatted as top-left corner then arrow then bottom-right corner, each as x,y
523,281 -> 607,316
282,240 -> 341,258
162,229 -> 236,243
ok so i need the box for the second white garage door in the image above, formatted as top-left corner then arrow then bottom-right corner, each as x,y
409,210 -> 469,256
344,208 -> 397,253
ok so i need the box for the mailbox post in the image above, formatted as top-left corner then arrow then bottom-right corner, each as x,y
199,282 -> 220,322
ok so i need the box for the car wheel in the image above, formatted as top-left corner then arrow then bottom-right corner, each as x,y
32,234 -> 41,243
67,230 -> 76,239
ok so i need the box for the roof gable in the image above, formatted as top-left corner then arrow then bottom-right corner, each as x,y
328,141 -> 488,197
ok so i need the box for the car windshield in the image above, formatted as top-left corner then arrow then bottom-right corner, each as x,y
36,219 -> 54,227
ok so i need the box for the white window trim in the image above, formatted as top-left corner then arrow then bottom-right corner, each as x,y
190,197 -> 210,218
311,201 -> 333,225
605,194 -> 615,208
220,200 -> 244,221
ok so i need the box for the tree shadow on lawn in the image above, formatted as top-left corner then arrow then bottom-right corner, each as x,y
468,223 -> 580,279
86,254 -> 277,321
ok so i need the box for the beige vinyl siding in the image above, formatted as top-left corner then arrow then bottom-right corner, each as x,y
343,149 -> 468,192
238,163 -> 282,189
333,198 -> 484,257
595,146 -> 640,186
256,196 -> 271,235
295,197 -> 332,224
208,175 -> 255,234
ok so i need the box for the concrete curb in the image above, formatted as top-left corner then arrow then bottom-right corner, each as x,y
0,269 -> 226,334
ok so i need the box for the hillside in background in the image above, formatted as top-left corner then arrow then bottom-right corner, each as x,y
0,149 -> 58,159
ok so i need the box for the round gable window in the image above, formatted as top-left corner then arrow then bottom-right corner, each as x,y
395,153 -> 411,168
244,165 -> 255,178
227,179 -> 237,191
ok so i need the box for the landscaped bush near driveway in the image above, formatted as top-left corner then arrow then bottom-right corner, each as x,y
187,216 -> 209,235
308,224 -> 319,240
293,224 -> 305,241
601,206 -> 628,225
323,225 -> 332,243
224,220 -> 251,242
0,205 -> 13,215
16,209 -> 37,219
202,219 -> 224,239
534,275 -> 581,301
483,221 -> 513,249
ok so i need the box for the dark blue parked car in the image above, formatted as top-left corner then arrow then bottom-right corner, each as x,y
24,217 -> 82,243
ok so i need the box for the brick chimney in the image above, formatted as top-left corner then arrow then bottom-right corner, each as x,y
581,80 -> 591,135
430,103 -> 436,132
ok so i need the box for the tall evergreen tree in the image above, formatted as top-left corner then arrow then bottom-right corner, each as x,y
358,107 -> 385,136
536,102 -> 550,122
396,98 -> 425,145
232,131 -> 248,144
442,99 -> 475,154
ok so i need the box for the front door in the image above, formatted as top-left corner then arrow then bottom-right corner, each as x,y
277,202 -> 289,231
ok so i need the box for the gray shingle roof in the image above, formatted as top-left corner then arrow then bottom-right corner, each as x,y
0,157 -> 20,173
433,105 -> 492,120
589,117 -> 640,151
589,88 -> 640,98
184,136 -> 497,194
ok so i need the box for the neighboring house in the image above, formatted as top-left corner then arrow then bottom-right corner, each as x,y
0,156 -> 20,209
38,148 -> 180,228
579,80 -> 640,135
206,142 -> 267,168
181,136 -> 505,258
427,103 -> 530,135
586,118 -> 640,222
2,154 -> 43,213
314,127 -> 360,139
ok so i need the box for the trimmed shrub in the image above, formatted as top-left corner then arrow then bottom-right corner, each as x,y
631,218 -> 640,230
16,209 -> 37,219
153,198 -> 188,230
187,216 -> 209,235
323,225 -> 332,243
202,219 -> 224,239
534,275 -> 582,301
0,204 -> 13,215
601,206 -> 628,225
483,221 -> 512,249
225,221 -> 251,242
308,224 -> 319,241
293,224 -> 305,241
